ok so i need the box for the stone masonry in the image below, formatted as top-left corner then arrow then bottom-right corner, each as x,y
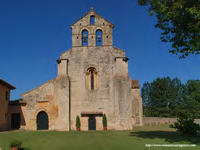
21,9 -> 143,131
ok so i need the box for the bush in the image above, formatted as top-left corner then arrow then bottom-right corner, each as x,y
9,140 -> 22,148
170,112 -> 200,135
102,114 -> 107,128
76,115 -> 81,129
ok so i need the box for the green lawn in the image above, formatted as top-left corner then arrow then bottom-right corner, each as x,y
0,125 -> 199,150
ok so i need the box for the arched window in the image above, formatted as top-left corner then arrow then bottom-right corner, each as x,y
82,29 -> 89,46
86,67 -> 98,90
90,15 -> 95,25
89,68 -> 95,90
96,29 -> 103,46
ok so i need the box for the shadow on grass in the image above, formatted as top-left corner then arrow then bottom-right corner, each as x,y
130,131 -> 200,144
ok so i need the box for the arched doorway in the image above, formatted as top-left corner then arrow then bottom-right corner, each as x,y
37,111 -> 49,130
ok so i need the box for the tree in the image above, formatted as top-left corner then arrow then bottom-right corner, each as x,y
184,80 -> 200,118
170,111 -> 200,135
76,116 -> 81,131
142,77 -> 200,118
102,114 -> 107,130
142,82 -> 152,107
142,77 -> 185,117
138,0 -> 200,58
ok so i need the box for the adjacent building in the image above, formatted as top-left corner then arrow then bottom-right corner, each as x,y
0,79 -> 15,131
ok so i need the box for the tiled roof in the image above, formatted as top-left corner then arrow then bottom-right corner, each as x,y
131,80 -> 140,89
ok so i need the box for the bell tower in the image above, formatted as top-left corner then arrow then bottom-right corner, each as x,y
71,8 -> 114,47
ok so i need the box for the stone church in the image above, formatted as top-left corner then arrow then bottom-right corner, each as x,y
17,9 -> 143,131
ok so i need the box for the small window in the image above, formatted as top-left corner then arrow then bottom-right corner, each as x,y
90,15 -> 95,25
90,69 -> 95,90
96,29 -> 103,46
88,68 -> 96,90
82,29 -> 89,46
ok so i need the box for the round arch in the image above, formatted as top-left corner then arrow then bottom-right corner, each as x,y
90,15 -> 95,25
96,29 -> 103,46
85,66 -> 99,90
84,64 -> 98,73
81,29 -> 89,46
80,27 -> 90,34
36,111 -> 49,130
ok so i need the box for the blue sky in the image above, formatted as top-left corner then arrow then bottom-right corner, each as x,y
0,0 -> 200,100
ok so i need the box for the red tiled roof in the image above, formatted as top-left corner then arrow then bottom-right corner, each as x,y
131,80 -> 140,89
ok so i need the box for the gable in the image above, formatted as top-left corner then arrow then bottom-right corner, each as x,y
71,10 -> 114,28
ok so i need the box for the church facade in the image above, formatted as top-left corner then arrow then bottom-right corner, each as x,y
19,9 -> 143,131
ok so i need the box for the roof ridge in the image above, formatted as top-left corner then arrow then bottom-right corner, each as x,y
0,79 -> 16,89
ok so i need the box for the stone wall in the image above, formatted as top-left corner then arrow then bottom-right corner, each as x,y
143,117 -> 177,125
143,117 -> 200,125
60,46 -> 136,130
132,88 -> 143,126
22,76 -> 70,131
19,9 -> 143,131
20,33 -> 143,131
71,10 -> 113,47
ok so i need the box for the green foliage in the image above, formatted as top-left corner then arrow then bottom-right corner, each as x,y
23,148 -> 31,150
142,77 -> 185,117
187,80 -> 200,103
138,0 -> 200,58
142,77 -> 200,117
9,140 -> 22,148
170,112 -> 200,135
76,115 -> 81,129
102,114 -> 107,127
183,80 -> 200,118
13,98 -> 23,101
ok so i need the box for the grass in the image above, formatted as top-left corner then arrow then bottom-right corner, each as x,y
0,125 -> 199,150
